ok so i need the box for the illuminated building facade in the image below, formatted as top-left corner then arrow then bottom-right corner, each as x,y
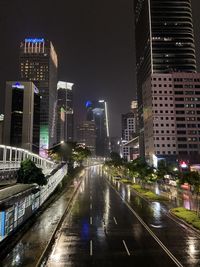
19,38 -> 58,155
122,113 -> 136,141
121,101 -> 139,161
77,121 -> 96,155
3,82 -> 40,153
143,73 -> 200,166
135,0 -> 197,157
57,81 -> 74,143
86,100 -> 110,157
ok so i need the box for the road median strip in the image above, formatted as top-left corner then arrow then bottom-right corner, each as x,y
170,207 -> 200,233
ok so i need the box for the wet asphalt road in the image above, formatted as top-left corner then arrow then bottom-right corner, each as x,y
46,166 -> 200,267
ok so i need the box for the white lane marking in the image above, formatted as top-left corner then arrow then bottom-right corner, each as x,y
90,203 -> 92,210
90,240 -> 93,256
123,240 -> 130,256
106,179 -> 184,267
90,216 -> 93,225
113,217 -> 118,225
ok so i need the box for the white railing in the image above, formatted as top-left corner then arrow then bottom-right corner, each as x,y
0,144 -> 56,171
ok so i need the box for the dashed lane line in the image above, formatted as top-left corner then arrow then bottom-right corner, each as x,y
90,240 -> 93,256
113,217 -> 118,225
123,240 -> 131,256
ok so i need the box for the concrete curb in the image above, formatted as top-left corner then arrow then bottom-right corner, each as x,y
35,174 -> 84,267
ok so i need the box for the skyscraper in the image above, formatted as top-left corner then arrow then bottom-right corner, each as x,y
135,0 -> 197,158
0,114 -> 4,144
135,0 -> 196,81
86,100 -> 110,157
143,72 -> 200,166
3,82 -> 40,153
19,38 -> 58,156
122,109 -> 138,142
121,100 -> 139,161
57,81 -> 74,143
77,121 -> 96,155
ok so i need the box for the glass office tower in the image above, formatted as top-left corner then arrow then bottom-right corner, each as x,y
3,82 -> 40,153
86,100 -> 110,157
57,81 -> 74,143
134,0 -> 197,157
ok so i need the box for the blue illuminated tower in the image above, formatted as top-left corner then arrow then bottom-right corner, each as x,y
85,100 -> 110,157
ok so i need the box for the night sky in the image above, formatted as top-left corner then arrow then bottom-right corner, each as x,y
0,0 -> 200,137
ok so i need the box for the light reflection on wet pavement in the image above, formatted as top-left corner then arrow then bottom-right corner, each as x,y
2,166 -> 200,267
46,166 -> 200,267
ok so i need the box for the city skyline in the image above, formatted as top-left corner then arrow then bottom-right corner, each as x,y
0,0 -> 199,136
1,1 -> 200,266
0,1 -> 200,137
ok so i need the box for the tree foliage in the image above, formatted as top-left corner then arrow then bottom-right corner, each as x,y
48,142 -> 76,162
110,152 -> 123,166
17,159 -> 47,186
126,158 -> 155,184
72,146 -> 91,165
156,160 -> 168,180
48,142 -> 91,164
180,171 -> 200,216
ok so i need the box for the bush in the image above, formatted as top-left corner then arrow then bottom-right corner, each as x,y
171,207 -> 200,230
121,179 -> 133,184
17,159 -> 47,186
131,184 -> 168,201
